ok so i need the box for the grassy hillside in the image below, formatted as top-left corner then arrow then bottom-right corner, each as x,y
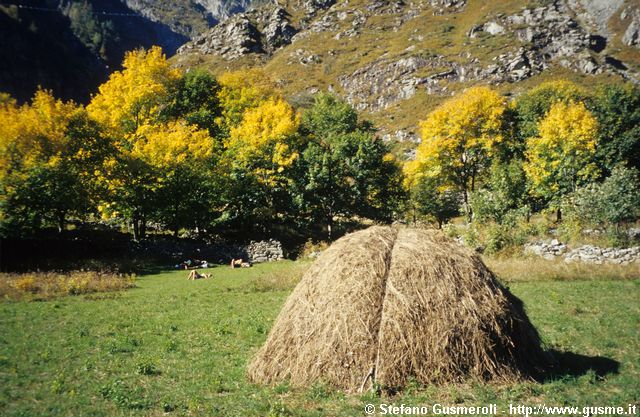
0,261 -> 638,416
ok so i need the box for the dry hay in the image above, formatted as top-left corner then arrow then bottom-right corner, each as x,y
247,226 -> 552,392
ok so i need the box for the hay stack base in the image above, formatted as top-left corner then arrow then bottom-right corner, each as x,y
247,226 -> 550,392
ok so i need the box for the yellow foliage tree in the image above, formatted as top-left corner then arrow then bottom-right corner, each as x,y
0,90 -> 112,231
133,121 -> 213,168
0,90 -> 79,175
86,47 -> 223,239
406,86 -> 507,216
524,101 -> 599,212
216,68 -> 279,133
95,119 -> 216,239
514,80 -> 589,140
87,46 -> 180,137
226,97 -> 300,185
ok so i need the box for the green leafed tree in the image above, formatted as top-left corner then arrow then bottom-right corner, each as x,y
294,93 -> 405,240
410,176 -> 459,228
563,165 -> 640,242
591,83 -> 640,172
161,69 -> 223,139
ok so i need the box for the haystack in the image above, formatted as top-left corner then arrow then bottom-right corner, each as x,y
247,226 -> 551,391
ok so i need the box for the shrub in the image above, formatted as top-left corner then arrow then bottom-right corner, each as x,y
410,176 -> 459,228
299,239 -> 329,259
470,160 -> 528,224
12,276 -> 38,293
562,165 -> 640,245
0,271 -> 136,301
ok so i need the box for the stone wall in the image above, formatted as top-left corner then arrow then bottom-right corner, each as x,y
564,245 -> 640,265
136,238 -> 285,265
245,239 -> 284,263
524,240 -> 640,265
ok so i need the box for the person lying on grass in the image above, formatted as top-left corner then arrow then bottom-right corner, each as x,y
230,258 -> 252,268
187,270 -> 211,280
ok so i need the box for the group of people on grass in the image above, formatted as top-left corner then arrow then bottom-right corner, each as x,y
181,257 -> 252,280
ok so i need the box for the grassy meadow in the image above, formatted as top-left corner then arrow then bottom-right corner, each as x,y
0,260 -> 638,416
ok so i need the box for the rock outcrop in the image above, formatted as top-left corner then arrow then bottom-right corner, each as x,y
178,14 -> 262,59
338,55 -> 456,111
177,5 -> 297,58
622,8 -> 640,47
122,0 -> 254,37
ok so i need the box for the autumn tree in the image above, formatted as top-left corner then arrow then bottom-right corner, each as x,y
87,46 -> 180,135
87,46 -> 189,239
406,86 -> 507,218
0,90 -> 112,234
219,97 -> 302,235
513,80 -> 589,141
524,101 -> 599,219
135,121 -> 216,235
215,68 -> 277,137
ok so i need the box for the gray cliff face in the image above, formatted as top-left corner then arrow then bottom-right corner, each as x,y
176,0 -> 339,57
120,0 -> 256,38
622,8 -> 640,47
193,0 -> 254,20
178,14 -> 264,59
178,4 -> 300,58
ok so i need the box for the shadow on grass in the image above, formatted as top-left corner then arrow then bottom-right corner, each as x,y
542,350 -> 620,381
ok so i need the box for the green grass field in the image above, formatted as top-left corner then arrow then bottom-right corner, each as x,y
0,261 -> 638,416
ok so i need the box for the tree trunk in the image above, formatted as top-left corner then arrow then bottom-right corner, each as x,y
57,211 -> 66,234
139,215 -> 147,239
462,189 -> 472,222
132,219 -> 140,241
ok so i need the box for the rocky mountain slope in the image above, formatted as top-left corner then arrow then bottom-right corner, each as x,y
174,0 -> 640,153
121,0 -> 256,37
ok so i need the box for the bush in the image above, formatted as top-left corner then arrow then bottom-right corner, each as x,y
479,208 -> 538,255
470,160 -> 528,224
12,276 -> 37,293
0,271 -> 135,301
299,239 -> 329,259
446,207 -> 542,255
410,176 -> 459,228
562,165 -> 640,245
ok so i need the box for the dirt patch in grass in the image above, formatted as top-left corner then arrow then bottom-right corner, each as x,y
0,271 -> 136,301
